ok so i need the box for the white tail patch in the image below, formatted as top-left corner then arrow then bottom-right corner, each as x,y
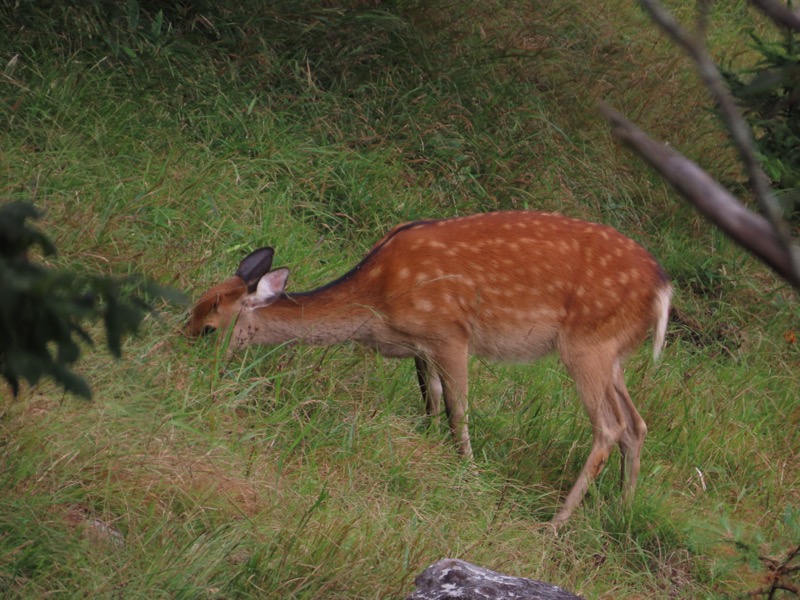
652,284 -> 672,361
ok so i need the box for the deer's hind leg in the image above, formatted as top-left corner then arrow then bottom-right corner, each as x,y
553,343 -> 627,526
613,361 -> 647,501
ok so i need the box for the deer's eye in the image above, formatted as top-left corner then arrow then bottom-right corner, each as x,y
201,324 -> 216,336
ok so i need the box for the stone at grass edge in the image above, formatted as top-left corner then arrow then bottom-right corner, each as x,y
405,558 -> 585,600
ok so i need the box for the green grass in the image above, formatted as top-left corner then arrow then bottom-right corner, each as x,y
2,0 -> 799,597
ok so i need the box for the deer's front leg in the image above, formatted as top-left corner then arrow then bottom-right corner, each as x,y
430,342 -> 472,459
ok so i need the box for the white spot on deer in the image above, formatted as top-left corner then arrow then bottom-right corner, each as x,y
530,307 -> 558,320
415,298 -> 433,312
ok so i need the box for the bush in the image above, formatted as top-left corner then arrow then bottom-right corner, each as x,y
0,201 -> 171,399
724,26 -> 800,219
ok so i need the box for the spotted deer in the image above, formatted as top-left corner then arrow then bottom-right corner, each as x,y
187,211 -> 671,525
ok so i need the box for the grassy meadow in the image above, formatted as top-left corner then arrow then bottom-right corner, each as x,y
2,1 -> 799,597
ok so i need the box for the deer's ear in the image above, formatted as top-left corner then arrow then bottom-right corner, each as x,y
248,268 -> 290,309
236,248 -> 275,292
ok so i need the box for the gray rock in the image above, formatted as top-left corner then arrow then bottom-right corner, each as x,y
406,558 -> 584,600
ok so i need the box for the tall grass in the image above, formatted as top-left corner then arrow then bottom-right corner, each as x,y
2,0 -> 798,597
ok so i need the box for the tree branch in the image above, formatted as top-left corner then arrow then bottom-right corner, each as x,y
600,103 -> 800,290
748,0 -> 800,31
637,0 -> 782,226
597,0 -> 800,290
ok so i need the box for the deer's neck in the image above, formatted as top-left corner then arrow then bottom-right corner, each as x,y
248,283 -> 382,347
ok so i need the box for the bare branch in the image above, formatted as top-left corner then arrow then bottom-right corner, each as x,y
637,0 -> 780,224
748,0 -> 800,31
604,0 -> 800,288
600,103 -> 800,290
695,0 -> 712,40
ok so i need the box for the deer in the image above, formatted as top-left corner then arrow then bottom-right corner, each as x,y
187,210 -> 672,526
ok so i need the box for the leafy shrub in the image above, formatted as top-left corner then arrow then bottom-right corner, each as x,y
724,26 -> 800,219
0,201 -> 170,399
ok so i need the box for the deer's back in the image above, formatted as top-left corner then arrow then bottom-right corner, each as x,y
356,211 -> 667,361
